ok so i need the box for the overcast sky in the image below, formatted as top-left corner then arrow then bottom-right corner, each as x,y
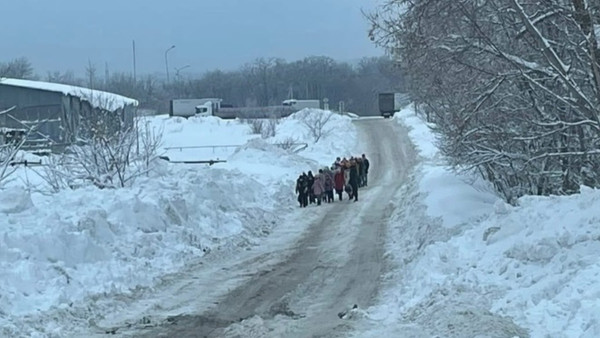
2,0 -> 382,77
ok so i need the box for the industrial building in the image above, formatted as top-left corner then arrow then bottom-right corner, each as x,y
0,78 -> 138,150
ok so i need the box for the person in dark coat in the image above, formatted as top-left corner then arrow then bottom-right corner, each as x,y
362,154 -> 370,186
296,174 -> 303,207
357,158 -> 365,187
348,159 -> 359,202
301,173 -> 310,206
295,173 -> 309,207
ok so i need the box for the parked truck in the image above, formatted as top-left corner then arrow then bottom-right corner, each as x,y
378,93 -> 409,118
169,98 -> 222,117
378,93 -> 396,118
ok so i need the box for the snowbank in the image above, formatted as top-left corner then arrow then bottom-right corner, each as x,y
356,107 -> 600,337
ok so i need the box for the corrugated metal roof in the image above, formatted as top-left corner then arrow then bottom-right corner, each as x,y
0,78 -> 138,111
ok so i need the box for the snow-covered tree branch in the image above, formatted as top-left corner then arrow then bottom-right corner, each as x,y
369,0 -> 600,201
296,109 -> 335,143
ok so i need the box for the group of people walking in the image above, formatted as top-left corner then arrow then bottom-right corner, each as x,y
295,154 -> 370,207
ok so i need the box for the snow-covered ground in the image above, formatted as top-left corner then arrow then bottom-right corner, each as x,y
0,109 -> 360,337
354,107 -> 600,338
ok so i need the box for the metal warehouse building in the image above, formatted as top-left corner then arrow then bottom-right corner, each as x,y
0,78 -> 138,150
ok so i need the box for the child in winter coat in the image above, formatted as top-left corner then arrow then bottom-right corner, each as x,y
312,174 -> 325,206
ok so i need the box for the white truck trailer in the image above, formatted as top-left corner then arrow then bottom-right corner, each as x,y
169,98 -> 222,117
282,99 -> 321,110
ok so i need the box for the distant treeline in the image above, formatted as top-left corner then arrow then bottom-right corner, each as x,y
0,56 -> 405,115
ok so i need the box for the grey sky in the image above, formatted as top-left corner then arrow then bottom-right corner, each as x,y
2,0 -> 382,77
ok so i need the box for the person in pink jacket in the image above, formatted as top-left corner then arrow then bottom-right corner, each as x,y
312,174 -> 325,206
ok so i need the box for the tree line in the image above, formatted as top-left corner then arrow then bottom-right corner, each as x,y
368,0 -> 600,202
0,55 -> 405,115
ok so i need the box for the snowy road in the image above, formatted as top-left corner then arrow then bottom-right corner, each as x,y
108,118 -> 416,337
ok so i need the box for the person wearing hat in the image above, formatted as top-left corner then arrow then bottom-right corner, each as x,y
295,172 -> 309,207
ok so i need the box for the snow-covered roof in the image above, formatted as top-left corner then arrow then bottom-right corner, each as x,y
0,78 -> 138,111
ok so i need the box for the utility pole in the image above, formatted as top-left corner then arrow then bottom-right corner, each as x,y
164,45 -> 175,82
132,40 -> 137,83
104,62 -> 109,88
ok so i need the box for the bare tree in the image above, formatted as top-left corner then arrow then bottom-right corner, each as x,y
262,118 -> 278,139
296,110 -> 335,142
0,107 -> 28,186
36,119 -> 162,191
246,119 -> 265,135
242,118 -> 278,139
34,154 -> 73,192
368,0 -> 600,201
242,58 -> 281,106
275,136 -> 300,150
85,60 -> 97,89
136,118 -> 164,170
46,70 -> 81,86
0,57 -> 34,79
35,88 -> 163,190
